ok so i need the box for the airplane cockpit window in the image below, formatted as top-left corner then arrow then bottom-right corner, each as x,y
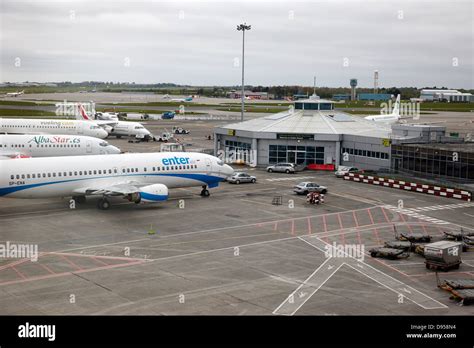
216,159 -> 224,166
99,141 -> 109,147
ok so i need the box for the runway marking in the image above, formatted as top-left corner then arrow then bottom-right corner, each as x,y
384,205 -> 450,225
273,236 -> 448,315
403,202 -> 474,213
265,176 -> 315,182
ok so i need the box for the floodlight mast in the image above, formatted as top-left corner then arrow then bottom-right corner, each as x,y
237,23 -> 251,122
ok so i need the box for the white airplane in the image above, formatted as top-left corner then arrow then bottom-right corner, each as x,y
364,95 -> 401,124
0,152 -> 234,210
171,96 -> 194,102
95,112 -> 119,121
5,90 -> 25,97
0,134 -> 120,159
0,118 -> 109,139
78,104 -> 152,140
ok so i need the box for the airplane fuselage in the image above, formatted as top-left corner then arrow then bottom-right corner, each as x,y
0,118 -> 108,139
0,152 -> 233,199
0,134 -> 120,158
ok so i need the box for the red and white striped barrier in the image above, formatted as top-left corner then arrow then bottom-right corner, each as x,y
343,173 -> 471,201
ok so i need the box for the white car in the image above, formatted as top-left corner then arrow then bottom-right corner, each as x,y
294,182 -> 328,195
335,166 -> 358,178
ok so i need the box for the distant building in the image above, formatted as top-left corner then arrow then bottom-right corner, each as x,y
358,93 -> 392,101
293,94 -> 309,100
420,89 -> 473,102
227,90 -> 269,100
332,94 -> 351,101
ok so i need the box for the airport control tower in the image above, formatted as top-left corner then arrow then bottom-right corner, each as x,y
350,79 -> 357,101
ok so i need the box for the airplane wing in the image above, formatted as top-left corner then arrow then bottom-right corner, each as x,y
73,180 -> 169,203
73,181 -> 143,196
95,120 -> 119,126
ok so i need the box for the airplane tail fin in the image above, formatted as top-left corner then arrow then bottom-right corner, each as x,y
391,95 -> 400,117
78,103 -> 93,120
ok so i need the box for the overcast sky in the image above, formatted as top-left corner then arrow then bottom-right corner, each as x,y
0,0 -> 472,88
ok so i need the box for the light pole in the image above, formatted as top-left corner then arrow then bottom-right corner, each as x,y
237,23 -> 251,122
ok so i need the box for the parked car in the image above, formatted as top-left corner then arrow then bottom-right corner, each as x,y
227,172 -> 257,184
294,182 -> 328,195
334,166 -> 359,178
173,126 -> 190,134
266,163 -> 297,174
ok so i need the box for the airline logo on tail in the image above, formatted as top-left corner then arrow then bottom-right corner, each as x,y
79,104 -> 93,120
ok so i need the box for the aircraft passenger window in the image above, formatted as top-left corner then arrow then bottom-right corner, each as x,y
10,175 -> 14,180
63,172 -> 67,176
53,173 -> 56,177
21,174 -> 25,179
32,174 -> 36,178
27,174 -> 30,179
108,169 -> 112,174
94,170 -> 97,175
114,169 -> 117,174
48,173 -> 51,177
135,168 -> 138,172
79,171 -> 82,175
58,173 -> 61,177
152,167 -> 155,171
144,168 -> 147,172
98,170 -> 102,174
43,173 -> 46,178
127,168 -> 130,173
74,171 -> 77,176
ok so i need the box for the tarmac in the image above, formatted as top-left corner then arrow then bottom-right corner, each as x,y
0,123 -> 473,315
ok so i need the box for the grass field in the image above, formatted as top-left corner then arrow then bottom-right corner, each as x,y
0,109 -> 57,117
335,100 -> 474,112
0,100 -> 45,106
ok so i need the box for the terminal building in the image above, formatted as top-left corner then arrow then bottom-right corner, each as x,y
214,96 -> 474,182
214,95 -> 392,170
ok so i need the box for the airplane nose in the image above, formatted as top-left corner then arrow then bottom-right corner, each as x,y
223,164 -> 234,177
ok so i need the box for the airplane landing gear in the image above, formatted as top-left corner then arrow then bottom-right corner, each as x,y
97,197 -> 111,210
200,186 -> 210,197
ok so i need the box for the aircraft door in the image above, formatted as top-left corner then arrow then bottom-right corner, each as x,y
205,158 -> 212,174
77,123 -> 84,134
86,140 -> 92,153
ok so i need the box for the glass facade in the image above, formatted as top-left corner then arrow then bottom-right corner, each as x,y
225,140 -> 251,151
391,145 -> 474,180
342,147 -> 390,160
269,145 -> 324,165
294,102 -> 334,110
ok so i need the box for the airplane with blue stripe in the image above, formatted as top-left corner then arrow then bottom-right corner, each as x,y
0,152 -> 234,209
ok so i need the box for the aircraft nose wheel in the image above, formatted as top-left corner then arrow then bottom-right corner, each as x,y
200,186 -> 210,197
97,197 -> 111,210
